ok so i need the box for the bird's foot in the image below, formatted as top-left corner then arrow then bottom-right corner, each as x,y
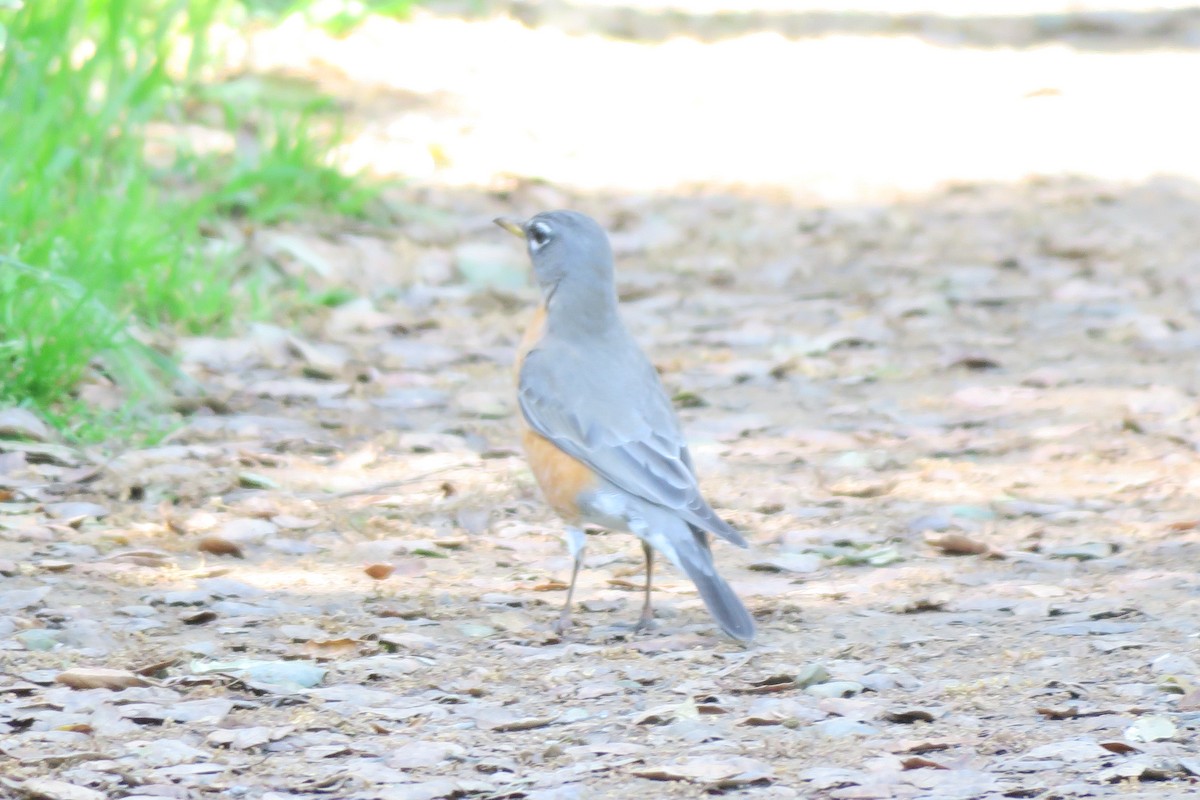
632,614 -> 657,634
551,613 -> 574,635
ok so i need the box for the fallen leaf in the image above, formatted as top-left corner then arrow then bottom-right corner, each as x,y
827,477 -> 895,498
237,471 -> 278,490
1150,652 -> 1199,674
121,698 -> 234,724
1044,620 -> 1139,636
386,740 -> 468,769
811,718 -> 879,737
795,663 -> 833,688
287,334 -> 348,378
1025,740 -> 1111,762
207,725 -> 294,750
1096,759 -> 1176,783
250,379 -> 350,401
375,778 -> 495,800
193,659 -> 326,689
736,675 -> 794,695
301,638 -> 361,659
364,563 -> 395,580
0,440 -> 78,465
55,668 -> 151,691
806,680 -> 865,699
0,408 -> 53,441
488,715 -> 557,732
945,354 -> 1000,371
198,536 -> 244,558
215,517 -> 277,544
634,756 -> 773,787
43,502 -> 108,520
0,777 -> 105,800
1125,715 -> 1176,743
881,709 -> 936,724
924,532 -> 997,556
1176,689 -> 1200,711
889,739 -> 956,754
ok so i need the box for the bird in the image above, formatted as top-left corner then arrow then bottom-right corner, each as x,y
494,210 -> 755,642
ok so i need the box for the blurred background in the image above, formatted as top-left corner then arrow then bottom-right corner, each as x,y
3,0 -> 1200,435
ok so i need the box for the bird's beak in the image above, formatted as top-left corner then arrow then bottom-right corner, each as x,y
493,217 -> 526,239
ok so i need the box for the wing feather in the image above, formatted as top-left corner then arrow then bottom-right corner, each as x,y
519,345 -> 745,546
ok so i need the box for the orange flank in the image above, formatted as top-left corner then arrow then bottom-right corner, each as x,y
521,428 -> 596,521
515,302 -> 547,375
515,300 -> 598,521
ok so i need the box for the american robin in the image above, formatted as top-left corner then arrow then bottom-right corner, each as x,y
494,210 -> 755,642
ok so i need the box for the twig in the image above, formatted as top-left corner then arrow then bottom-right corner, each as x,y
314,463 -> 476,499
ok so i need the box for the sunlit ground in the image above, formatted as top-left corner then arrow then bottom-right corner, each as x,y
216,0 -> 1200,202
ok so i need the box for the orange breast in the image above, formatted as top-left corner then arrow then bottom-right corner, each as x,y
515,302 -> 597,521
514,302 -> 547,377
522,428 -> 597,521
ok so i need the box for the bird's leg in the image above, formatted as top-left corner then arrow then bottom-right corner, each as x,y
554,526 -> 586,634
634,542 -> 656,632
554,558 -> 582,633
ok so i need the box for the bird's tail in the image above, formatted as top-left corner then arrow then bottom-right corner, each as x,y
676,526 -> 755,642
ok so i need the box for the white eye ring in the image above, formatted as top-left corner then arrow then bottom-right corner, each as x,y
528,221 -> 552,250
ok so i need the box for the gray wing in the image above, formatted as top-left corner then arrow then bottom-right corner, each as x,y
519,345 -> 746,547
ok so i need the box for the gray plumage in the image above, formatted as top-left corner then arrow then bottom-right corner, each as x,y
499,210 -> 755,642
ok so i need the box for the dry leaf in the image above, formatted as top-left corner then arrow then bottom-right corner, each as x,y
881,709 -> 936,724
606,578 -> 642,589
364,563 -> 395,580
924,532 -> 991,556
827,477 -> 895,498
489,715 -> 557,732
889,739 -> 956,754
301,638 -> 362,659
207,725 -> 294,750
634,756 -> 773,787
197,536 -> 245,558
0,778 -> 106,800
54,667 -> 151,691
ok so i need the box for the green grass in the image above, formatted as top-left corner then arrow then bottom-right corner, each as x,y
0,0 -> 384,438
241,0 -> 424,36
0,0 -> 204,412
187,76 -> 381,224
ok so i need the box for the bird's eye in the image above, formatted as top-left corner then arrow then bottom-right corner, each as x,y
528,222 -> 551,249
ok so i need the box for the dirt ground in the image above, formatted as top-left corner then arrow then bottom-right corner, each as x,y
4,3 -> 1200,799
